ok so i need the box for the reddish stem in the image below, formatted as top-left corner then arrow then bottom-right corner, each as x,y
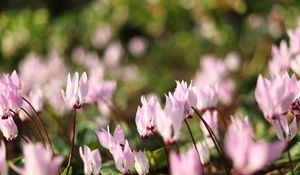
66,110 -> 77,175
22,97 -> 54,153
19,108 -> 46,146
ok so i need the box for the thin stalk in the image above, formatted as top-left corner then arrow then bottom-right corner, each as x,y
151,130 -> 169,169
192,107 -> 231,175
21,135 -> 29,143
22,97 -> 54,153
276,119 -> 294,175
287,145 -> 294,175
66,110 -> 77,175
184,119 -> 202,165
18,108 -> 46,146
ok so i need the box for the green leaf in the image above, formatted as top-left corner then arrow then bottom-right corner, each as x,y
100,161 -> 121,175
61,166 -> 72,175
146,147 -> 168,173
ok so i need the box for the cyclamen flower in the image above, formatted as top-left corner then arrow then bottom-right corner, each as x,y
255,73 -> 298,121
96,124 -> 125,151
0,141 -> 7,175
134,151 -> 149,175
170,148 -> 202,175
268,41 -> 291,76
225,117 -> 286,175
12,143 -> 64,175
194,85 -> 218,112
155,93 -> 185,144
135,95 -> 162,138
0,70 -> 23,113
111,140 -> 134,174
79,145 -> 102,175
0,116 -> 18,141
173,81 -> 197,119
61,72 -> 88,111
200,110 -> 219,138
199,110 -> 219,148
273,116 -> 297,142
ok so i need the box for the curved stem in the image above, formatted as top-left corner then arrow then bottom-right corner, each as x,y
151,130 -> 169,170
66,110 -> 77,175
22,97 -> 54,153
287,144 -> 294,175
184,119 -> 203,171
18,108 -> 46,146
192,107 -> 231,175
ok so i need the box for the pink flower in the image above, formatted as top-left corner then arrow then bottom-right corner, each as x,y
155,93 -> 185,144
170,148 -> 202,175
86,68 -> 116,104
173,81 -> 197,119
79,145 -> 102,175
255,73 -> 298,121
134,151 -> 149,175
91,25 -> 113,48
193,55 -> 235,105
96,124 -> 125,151
11,143 -> 64,175
225,117 -> 286,175
104,42 -> 123,67
128,37 -> 148,57
111,140 -> 134,174
194,85 -> 218,112
200,110 -> 219,138
61,72 -> 88,110
0,116 -> 18,141
273,116 -> 297,141
0,70 -> 23,112
0,141 -> 7,175
290,55 -> 300,75
268,41 -> 291,76
288,22 -> 300,55
135,95 -> 162,138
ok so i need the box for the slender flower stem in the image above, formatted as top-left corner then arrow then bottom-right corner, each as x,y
22,97 -> 54,153
287,144 -> 294,175
276,119 -> 295,175
192,107 -> 231,175
184,119 -> 203,174
151,130 -> 169,169
66,110 -> 77,175
18,108 -> 46,146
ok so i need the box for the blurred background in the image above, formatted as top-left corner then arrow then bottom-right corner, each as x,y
2,0 -> 300,174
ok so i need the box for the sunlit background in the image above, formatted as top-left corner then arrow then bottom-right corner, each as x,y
1,1 -> 300,174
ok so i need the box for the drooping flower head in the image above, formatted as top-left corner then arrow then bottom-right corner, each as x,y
61,72 -> 88,111
134,151 -> 149,175
96,124 -> 125,152
255,73 -> 298,121
12,143 -> 64,175
156,93 -> 185,145
111,140 -> 134,175
0,116 -> 18,141
79,145 -> 102,175
173,80 -> 197,119
194,85 -> 218,112
135,95 -> 162,138
273,116 -> 297,142
0,70 -> 23,115
199,110 -> 219,148
170,148 -> 202,175
225,116 -> 286,175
